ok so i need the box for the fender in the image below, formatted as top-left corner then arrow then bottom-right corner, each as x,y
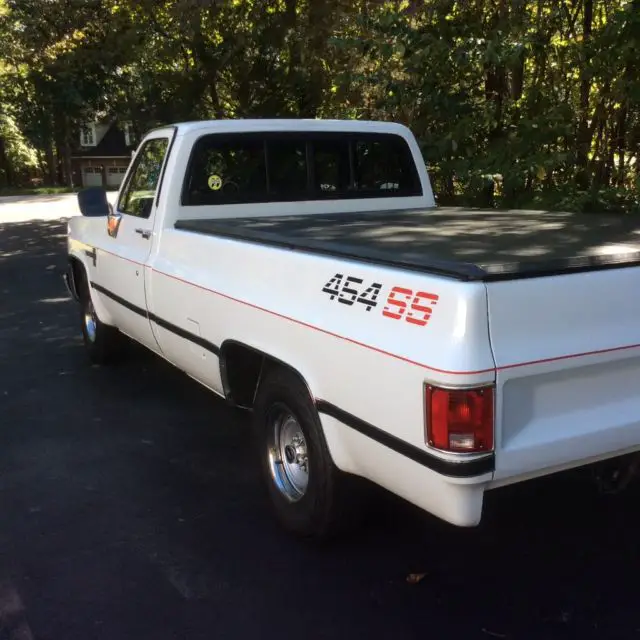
218,339 -> 317,408
218,339 -> 357,476
217,340 -> 494,482
66,252 -> 116,327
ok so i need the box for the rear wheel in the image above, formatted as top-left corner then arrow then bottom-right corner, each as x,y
253,366 -> 364,540
76,269 -> 126,365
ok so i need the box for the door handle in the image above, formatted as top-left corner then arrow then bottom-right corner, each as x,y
135,228 -> 152,239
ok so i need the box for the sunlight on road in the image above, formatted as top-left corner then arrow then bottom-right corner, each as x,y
0,192 -> 118,224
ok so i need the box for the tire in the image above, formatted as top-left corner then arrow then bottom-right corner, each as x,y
77,271 -> 126,365
253,365 -> 364,541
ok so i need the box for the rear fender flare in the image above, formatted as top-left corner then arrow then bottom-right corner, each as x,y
218,339 -> 357,476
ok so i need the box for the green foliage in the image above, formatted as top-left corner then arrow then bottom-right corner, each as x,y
0,114 -> 38,171
0,0 -> 638,211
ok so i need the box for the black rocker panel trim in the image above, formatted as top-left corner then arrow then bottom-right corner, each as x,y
90,282 -> 493,477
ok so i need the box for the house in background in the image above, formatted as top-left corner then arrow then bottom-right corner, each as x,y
71,120 -> 137,189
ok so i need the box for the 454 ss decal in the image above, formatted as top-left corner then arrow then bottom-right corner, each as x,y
321,273 -> 439,328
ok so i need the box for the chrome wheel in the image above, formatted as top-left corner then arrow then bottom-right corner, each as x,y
84,299 -> 98,343
267,405 -> 309,502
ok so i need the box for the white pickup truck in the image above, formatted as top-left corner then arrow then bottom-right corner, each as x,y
64,118 -> 640,540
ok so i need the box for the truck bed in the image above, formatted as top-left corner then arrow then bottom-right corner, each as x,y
174,207 -> 640,281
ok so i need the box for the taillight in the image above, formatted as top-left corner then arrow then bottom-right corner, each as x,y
425,385 -> 494,453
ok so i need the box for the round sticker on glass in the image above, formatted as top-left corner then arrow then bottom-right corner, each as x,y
208,175 -> 222,191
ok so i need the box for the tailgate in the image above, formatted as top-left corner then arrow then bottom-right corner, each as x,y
486,266 -> 640,483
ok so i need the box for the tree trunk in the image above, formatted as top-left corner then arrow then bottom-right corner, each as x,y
63,141 -> 73,189
576,0 -> 594,188
44,139 -> 56,186
54,112 -> 65,185
484,0 -> 509,142
300,0 -> 339,117
190,29 -> 224,119
62,116 -> 73,189
511,50 -> 525,101
615,102 -> 628,187
0,136 -> 13,188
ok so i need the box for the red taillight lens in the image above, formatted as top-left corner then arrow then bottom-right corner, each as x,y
425,385 -> 494,453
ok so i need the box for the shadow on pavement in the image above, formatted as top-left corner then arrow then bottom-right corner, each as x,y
0,217 -> 638,640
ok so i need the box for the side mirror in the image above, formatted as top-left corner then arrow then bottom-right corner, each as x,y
77,187 -> 110,217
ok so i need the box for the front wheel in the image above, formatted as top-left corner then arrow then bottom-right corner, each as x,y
79,279 -> 126,365
253,366 -> 364,540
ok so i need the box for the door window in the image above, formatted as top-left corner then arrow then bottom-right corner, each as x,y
118,137 -> 169,218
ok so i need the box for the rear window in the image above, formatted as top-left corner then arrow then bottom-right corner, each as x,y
313,139 -> 351,193
268,139 -> 307,196
181,132 -> 421,206
355,139 -> 412,192
182,138 -> 267,205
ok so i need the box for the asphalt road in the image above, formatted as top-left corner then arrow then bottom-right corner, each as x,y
1,195 -> 639,640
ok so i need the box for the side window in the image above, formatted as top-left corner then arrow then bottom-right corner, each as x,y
118,137 -> 169,218
183,137 -> 267,205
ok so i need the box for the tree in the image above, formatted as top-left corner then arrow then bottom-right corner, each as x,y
0,0 -> 637,211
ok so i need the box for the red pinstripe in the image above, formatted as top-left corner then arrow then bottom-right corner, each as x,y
94,246 -> 640,375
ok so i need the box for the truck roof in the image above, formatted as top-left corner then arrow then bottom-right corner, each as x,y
175,207 -> 640,282
169,118 -> 412,137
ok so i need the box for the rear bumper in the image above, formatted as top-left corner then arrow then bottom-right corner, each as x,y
319,412 -> 491,527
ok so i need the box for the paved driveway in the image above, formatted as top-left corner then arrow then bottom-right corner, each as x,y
0,192 -> 118,223
0,196 -> 638,639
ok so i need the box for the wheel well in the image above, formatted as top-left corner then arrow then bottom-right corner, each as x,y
219,341 -> 312,410
70,257 -> 89,301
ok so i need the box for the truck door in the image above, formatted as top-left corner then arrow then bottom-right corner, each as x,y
92,128 -> 174,353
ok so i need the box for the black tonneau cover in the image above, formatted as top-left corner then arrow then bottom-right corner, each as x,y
174,207 -> 640,282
